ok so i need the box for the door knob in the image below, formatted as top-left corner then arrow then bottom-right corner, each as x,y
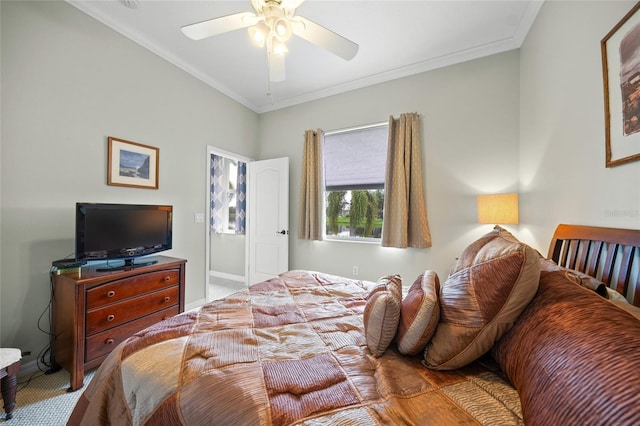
276,229 -> 288,235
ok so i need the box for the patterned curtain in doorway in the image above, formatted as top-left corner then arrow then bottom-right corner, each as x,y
210,154 -> 247,235
235,161 -> 247,234
210,154 -> 225,233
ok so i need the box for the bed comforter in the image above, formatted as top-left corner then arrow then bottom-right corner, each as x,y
69,270 -> 522,425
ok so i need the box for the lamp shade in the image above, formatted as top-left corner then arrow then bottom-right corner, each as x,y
477,193 -> 519,224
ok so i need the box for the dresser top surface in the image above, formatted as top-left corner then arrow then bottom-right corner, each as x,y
53,255 -> 186,284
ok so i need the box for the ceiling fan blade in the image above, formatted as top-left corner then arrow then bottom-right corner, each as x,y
181,12 -> 259,40
269,52 -> 286,82
292,16 -> 358,61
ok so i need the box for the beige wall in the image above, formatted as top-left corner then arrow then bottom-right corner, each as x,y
518,0 -> 640,251
0,1 -> 259,361
258,51 -> 521,283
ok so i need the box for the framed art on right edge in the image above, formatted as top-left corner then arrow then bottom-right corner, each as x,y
602,2 -> 640,167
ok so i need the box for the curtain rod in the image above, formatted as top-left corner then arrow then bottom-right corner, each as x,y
323,121 -> 388,136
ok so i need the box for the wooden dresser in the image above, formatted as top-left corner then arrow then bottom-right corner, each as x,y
51,256 -> 186,391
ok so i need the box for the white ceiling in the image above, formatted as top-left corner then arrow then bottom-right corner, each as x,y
66,0 -> 544,113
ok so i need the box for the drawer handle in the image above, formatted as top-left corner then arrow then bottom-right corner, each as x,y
107,314 -> 115,322
164,296 -> 171,302
107,290 -> 116,298
164,276 -> 171,282
105,338 -> 114,345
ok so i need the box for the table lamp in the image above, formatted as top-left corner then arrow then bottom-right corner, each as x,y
477,193 -> 519,225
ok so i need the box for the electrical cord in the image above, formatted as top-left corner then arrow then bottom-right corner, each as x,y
41,265 -> 63,374
16,266 -> 59,392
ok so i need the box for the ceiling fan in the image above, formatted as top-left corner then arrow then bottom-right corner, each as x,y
181,0 -> 359,83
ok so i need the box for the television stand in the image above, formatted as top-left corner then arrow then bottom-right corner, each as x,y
96,258 -> 158,272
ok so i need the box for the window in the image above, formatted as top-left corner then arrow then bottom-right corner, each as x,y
323,123 -> 388,240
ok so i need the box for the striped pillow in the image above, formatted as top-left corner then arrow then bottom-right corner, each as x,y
363,275 -> 402,357
492,270 -> 640,424
396,271 -> 440,356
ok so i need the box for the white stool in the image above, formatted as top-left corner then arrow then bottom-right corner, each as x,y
0,349 -> 21,420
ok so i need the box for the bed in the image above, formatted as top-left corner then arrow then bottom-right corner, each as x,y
68,224 -> 640,425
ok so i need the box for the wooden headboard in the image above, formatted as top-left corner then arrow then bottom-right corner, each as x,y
548,224 -> 640,307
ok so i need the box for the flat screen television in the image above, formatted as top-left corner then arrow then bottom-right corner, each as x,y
76,203 -> 173,270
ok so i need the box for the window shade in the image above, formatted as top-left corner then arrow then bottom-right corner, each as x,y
323,125 -> 388,190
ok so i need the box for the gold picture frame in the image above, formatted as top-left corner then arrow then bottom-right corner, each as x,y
602,2 -> 640,167
108,137 -> 159,189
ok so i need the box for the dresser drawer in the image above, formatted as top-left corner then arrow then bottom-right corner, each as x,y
86,269 -> 180,310
86,286 -> 179,335
85,305 -> 179,361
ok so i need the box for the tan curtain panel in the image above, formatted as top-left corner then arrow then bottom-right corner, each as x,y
382,113 -> 432,248
298,129 -> 324,240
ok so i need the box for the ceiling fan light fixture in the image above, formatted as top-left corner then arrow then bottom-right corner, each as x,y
271,38 -> 288,55
273,17 -> 292,42
248,22 -> 269,48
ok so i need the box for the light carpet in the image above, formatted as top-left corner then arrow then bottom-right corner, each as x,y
2,368 -> 95,425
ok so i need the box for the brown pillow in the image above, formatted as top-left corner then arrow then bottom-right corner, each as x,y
492,270 -> 640,424
396,271 -> 440,356
363,275 -> 402,357
424,226 -> 539,370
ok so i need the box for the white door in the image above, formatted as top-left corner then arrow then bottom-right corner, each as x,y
248,157 -> 289,284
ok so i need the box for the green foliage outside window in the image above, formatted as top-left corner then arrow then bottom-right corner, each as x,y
325,190 -> 384,238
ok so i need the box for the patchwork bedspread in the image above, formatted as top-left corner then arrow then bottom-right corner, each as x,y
69,271 -> 522,425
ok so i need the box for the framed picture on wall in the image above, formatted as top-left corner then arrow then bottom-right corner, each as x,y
108,137 -> 159,189
602,2 -> 640,167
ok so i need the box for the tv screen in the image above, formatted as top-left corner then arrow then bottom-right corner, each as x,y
76,203 -> 172,268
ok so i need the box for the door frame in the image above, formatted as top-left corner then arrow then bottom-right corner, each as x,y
205,145 -> 253,302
